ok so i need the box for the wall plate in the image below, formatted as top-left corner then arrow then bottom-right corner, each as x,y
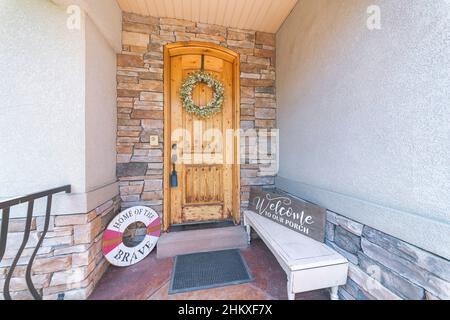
150,135 -> 159,147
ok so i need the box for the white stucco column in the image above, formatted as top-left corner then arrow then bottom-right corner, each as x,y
0,0 -> 122,217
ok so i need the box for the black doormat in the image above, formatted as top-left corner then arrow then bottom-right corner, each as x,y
169,249 -> 254,295
170,220 -> 235,233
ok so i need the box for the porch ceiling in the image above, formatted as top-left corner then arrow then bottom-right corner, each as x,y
117,0 -> 298,33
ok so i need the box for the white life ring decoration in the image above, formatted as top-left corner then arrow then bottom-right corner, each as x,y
102,206 -> 161,267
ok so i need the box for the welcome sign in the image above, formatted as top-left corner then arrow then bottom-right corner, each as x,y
249,188 -> 326,242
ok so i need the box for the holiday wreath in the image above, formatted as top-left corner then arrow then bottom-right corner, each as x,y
180,71 -> 225,118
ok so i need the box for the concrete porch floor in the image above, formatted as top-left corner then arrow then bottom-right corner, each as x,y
89,240 -> 329,300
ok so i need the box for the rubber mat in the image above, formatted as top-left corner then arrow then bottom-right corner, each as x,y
169,249 -> 253,294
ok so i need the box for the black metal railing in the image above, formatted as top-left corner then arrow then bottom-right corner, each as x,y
0,185 -> 71,300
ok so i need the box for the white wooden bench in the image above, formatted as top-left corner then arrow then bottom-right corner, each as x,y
243,210 -> 349,300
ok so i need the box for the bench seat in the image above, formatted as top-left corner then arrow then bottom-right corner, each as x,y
243,210 -> 348,300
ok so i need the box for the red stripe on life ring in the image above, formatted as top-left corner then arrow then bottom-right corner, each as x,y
102,229 -> 124,255
147,219 -> 161,238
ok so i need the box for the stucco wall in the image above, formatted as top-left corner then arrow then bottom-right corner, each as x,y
0,0 -> 86,195
276,0 -> 450,259
51,0 -> 122,52
0,0 -> 120,216
85,16 -> 118,192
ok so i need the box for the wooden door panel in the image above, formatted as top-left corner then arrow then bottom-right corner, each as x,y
222,60 -> 234,221
182,205 -> 223,223
180,57 -> 230,222
170,55 -> 184,225
185,165 -> 223,204
166,43 -> 239,227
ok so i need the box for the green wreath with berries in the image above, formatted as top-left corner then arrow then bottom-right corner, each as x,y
180,71 -> 225,118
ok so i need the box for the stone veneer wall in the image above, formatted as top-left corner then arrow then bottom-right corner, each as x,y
116,13 -> 277,214
325,211 -> 450,300
0,196 -> 120,300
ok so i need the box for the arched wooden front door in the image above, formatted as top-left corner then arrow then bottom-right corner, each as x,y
163,42 -> 241,231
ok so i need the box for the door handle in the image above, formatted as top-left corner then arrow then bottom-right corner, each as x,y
171,144 -> 178,188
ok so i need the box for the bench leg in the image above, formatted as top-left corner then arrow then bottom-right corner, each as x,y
330,286 -> 339,300
245,224 -> 252,245
287,276 -> 295,301
287,290 -> 295,301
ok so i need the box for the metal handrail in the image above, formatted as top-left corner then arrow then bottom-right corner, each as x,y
0,186 -> 71,210
0,185 -> 71,300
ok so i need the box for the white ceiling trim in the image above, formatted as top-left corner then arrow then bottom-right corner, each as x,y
117,0 -> 298,33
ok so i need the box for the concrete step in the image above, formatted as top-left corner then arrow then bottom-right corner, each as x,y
157,226 -> 248,259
